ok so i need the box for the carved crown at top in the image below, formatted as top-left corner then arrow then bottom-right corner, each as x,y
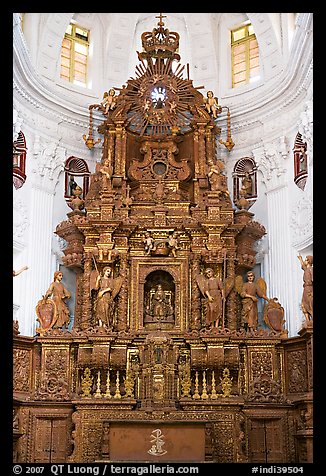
139,14 -> 180,61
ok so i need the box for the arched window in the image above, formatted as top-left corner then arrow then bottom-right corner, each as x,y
231,22 -> 260,88
13,131 -> 27,190
233,157 -> 257,204
64,156 -> 90,200
60,23 -> 90,87
293,132 -> 308,191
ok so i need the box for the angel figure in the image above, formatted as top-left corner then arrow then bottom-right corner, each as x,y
91,266 -> 122,327
298,254 -> 313,321
167,231 -> 180,257
143,231 -> 156,255
101,88 -> 117,114
204,90 -> 222,118
196,268 -> 224,328
235,271 -> 269,331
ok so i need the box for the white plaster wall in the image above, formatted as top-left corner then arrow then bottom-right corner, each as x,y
13,12 -> 313,337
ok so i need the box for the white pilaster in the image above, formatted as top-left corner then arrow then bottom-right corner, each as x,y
265,186 -> 301,336
21,136 -> 66,336
254,143 -> 301,337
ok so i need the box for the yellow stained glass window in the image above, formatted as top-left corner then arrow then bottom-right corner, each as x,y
231,23 -> 260,88
60,22 -> 89,86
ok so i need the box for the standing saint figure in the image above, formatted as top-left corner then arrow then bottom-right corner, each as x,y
43,271 -> 71,328
92,266 -> 122,327
298,255 -> 313,321
196,268 -> 224,328
235,271 -> 269,331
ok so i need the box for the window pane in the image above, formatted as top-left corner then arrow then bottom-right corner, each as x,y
75,42 -> 88,55
74,62 -> 87,74
250,38 -> 258,49
234,71 -> 247,83
65,24 -> 72,35
61,47 -> 71,59
60,65 -> 70,78
62,38 -> 71,49
233,43 -> 246,55
234,61 -> 246,74
250,57 -> 259,69
74,51 -> 87,64
75,27 -> 89,41
234,79 -> 246,88
233,52 -> 246,65
74,70 -> 86,83
248,24 -> 254,36
233,27 -> 246,42
61,56 -> 70,68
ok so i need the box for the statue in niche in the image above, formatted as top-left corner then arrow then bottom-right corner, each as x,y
69,185 -> 85,211
240,172 -> 253,198
196,268 -> 224,328
145,284 -> 174,322
36,271 -> 71,334
91,266 -> 122,327
298,146 -> 308,173
68,175 -> 78,196
235,271 -> 269,331
204,91 -> 222,119
297,254 -> 313,322
101,88 -> 117,114
151,284 -> 173,321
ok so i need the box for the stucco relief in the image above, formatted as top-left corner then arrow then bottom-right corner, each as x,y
13,108 -> 23,142
290,195 -> 313,249
298,99 -> 313,157
253,143 -> 286,191
13,195 -> 29,243
32,136 -> 66,192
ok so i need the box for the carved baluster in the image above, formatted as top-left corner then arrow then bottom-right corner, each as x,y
94,370 -> 102,398
201,370 -> 209,400
210,370 -> 218,399
114,370 -> 122,399
192,371 -> 200,399
103,369 -> 112,398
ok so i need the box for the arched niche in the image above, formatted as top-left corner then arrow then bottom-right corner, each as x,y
64,156 -> 90,200
143,270 -> 175,328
